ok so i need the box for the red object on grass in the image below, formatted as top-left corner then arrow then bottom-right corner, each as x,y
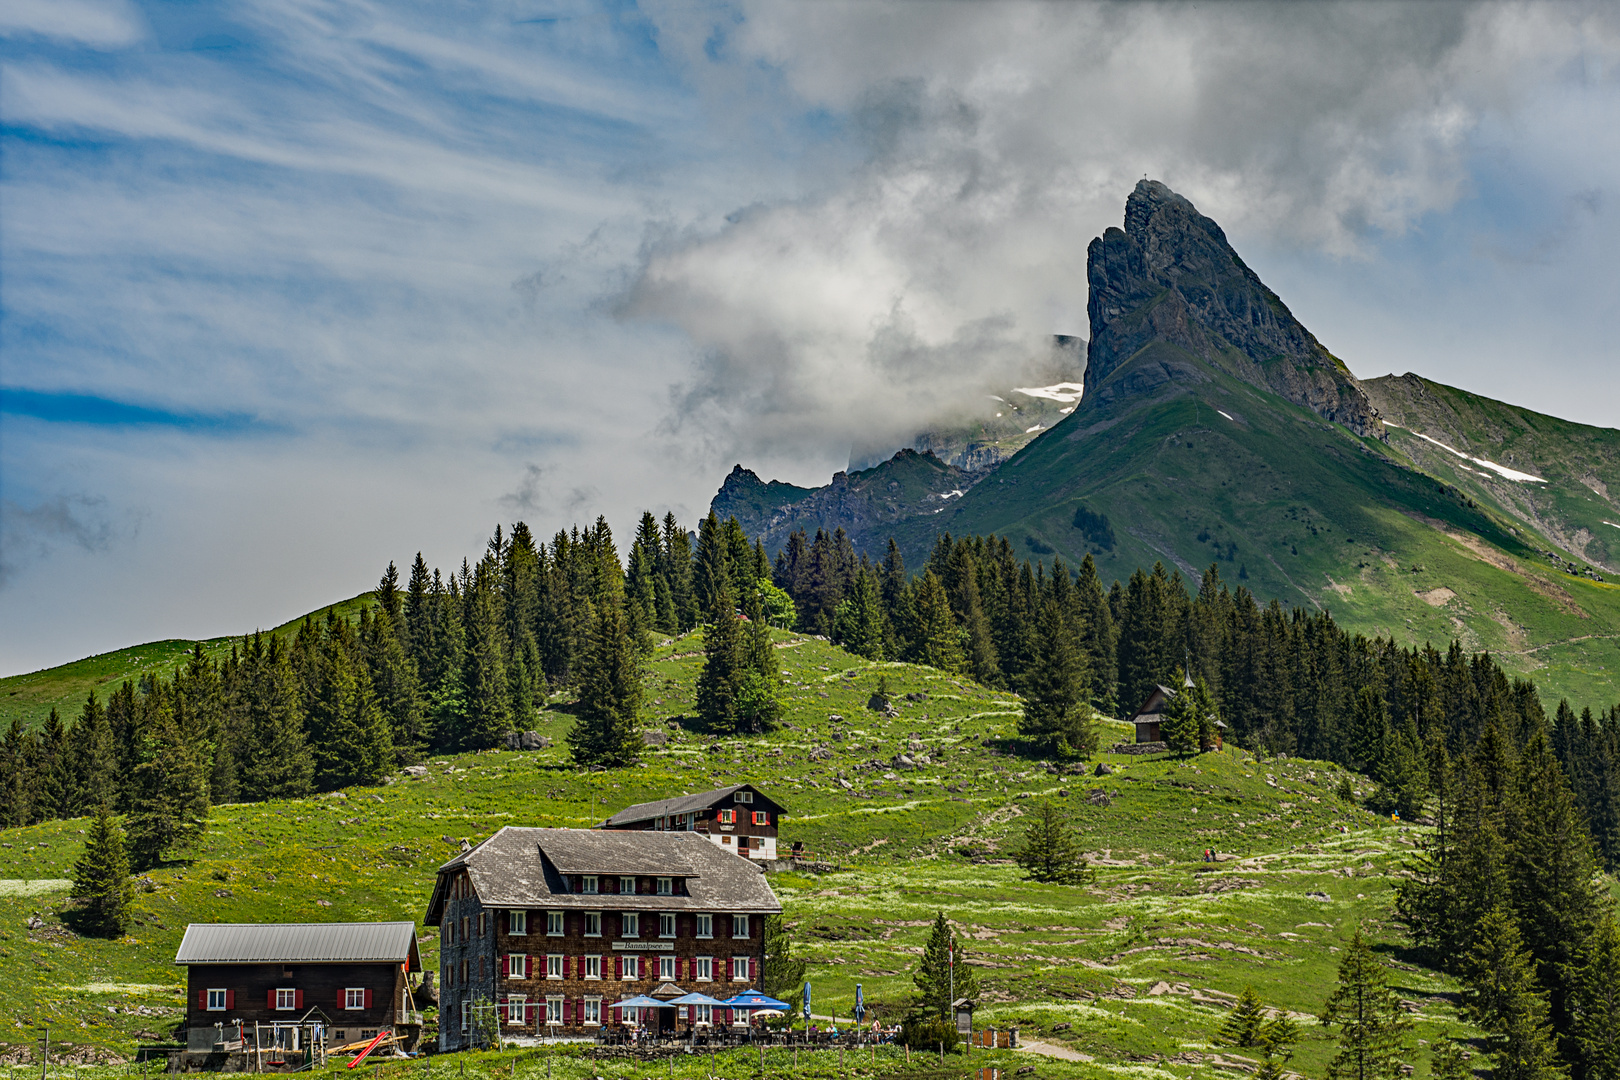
347,1030 -> 389,1069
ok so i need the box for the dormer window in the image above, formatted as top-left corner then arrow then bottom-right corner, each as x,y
620,876 -> 636,895
581,875 -> 598,895
657,877 -> 672,896
734,791 -> 753,804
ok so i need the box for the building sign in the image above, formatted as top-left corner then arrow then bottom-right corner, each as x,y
610,942 -> 675,951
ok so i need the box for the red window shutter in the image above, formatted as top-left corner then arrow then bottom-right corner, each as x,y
267,990 -> 276,1010
226,990 -> 235,1010
198,990 -> 206,1010
614,955 -> 622,979
295,990 -> 304,1009
338,991 -> 346,1011
750,956 -> 758,982
364,988 -> 373,1010
500,954 -> 508,978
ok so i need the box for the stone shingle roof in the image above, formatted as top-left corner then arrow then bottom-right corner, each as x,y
601,785 -> 747,827
425,828 -> 781,925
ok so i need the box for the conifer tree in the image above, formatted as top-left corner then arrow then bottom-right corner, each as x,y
1010,801 -> 1092,884
1567,914 -> 1620,1080
1020,596 -> 1094,757
568,599 -> 643,767
832,567 -> 886,661
126,692 -> 210,870
1075,554 -> 1118,711
910,570 -> 964,673
761,914 -> 808,1004
696,572 -> 743,734
73,693 -> 120,815
71,804 -> 134,937
1320,930 -> 1414,1080
912,912 -> 979,1019
736,588 -> 782,734
1461,909 -> 1562,1080
1160,671 -> 1201,755
459,569 -> 512,750
661,513 -> 699,632
1217,986 -> 1269,1047
238,634 -> 314,802
308,626 -> 391,789
365,607 -> 427,760
1429,1033 -> 1473,1080
36,708 -> 72,821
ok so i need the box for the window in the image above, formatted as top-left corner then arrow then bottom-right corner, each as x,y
345,988 -> 365,1011
732,915 -> 750,939
659,955 -> 675,981
752,811 -> 769,825
734,790 -> 753,804
477,912 -> 487,936
582,998 -> 601,1026
620,876 -> 636,895
695,956 -> 712,982
460,1001 -> 470,1034
732,956 -> 750,981
693,1004 -> 712,1025
622,955 -> 639,979
584,912 -> 602,937
697,914 -> 713,938
508,909 -> 526,935
622,912 -> 639,938
460,916 -> 468,941
718,810 -> 735,825
507,953 -> 527,979
459,958 -> 467,983
581,875 -> 598,894
659,913 -> 675,938
206,989 -> 227,1012
656,877 -> 672,896
506,995 -> 526,1025
442,923 -> 452,947
545,954 -> 562,979
584,955 -> 601,980
275,989 -> 297,1011
545,997 -> 562,1025
546,910 -> 563,936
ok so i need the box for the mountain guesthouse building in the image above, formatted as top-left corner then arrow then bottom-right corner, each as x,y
599,784 -> 785,861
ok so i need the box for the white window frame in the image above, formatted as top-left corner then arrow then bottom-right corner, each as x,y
659,955 -> 675,981
507,953 -> 526,980
620,876 -> 635,895
460,1001 -> 470,1034
584,911 -> 602,937
546,910 -> 563,936
344,988 -> 365,1011
582,997 -> 602,1026
732,914 -> 750,939
622,955 -> 639,980
696,913 -> 713,938
693,1003 -> 712,1025
622,912 -> 639,938
732,956 -> 749,982
545,954 -> 562,980
718,809 -> 735,824
275,989 -> 296,1011
657,877 -> 672,896
506,994 -> 526,1026
206,989 -> 227,1012
508,909 -> 527,936
752,811 -> 769,825
734,790 -> 753,804
695,956 -> 712,982
581,875 -> 597,895
659,912 -> 676,938
545,996 -> 563,1026
584,955 -> 601,980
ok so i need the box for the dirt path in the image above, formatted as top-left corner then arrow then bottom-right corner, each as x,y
1014,1039 -> 1094,1062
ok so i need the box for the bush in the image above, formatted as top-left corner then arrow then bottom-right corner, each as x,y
899,1016 -> 963,1051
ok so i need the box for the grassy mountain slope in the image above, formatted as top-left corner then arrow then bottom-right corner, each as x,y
908,342 -> 1620,709
2,630 -> 1484,1079
1364,372 -> 1620,572
0,593 -> 371,734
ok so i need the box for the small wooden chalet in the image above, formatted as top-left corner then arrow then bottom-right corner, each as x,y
600,784 -> 786,861
174,922 -> 422,1054
424,827 -> 782,1050
1127,684 -> 1180,744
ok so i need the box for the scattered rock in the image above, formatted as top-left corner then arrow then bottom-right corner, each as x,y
809,747 -> 833,762
402,765 -> 429,778
1094,762 -> 1114,776
500,730 -> 552,751
907,739 -> 927,752
828,714 -> 844,722
1088,790 -> 1112,807
641,730 -> 668,747
1306,891 -> 1332,902
892,754 -> 917,770
1050,1022 -> 1071,1034
1017,1068 -> 1037,1076
26,915 -> 44,930
905,692 -> 928,702
1148,981 -> 1171,996
866,694 -> 888,711
315,899 -> 332,907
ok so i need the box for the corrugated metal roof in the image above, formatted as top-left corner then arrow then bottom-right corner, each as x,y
174,922 -> 417,965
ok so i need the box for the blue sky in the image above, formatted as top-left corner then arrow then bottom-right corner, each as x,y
3,0 -> 1619,674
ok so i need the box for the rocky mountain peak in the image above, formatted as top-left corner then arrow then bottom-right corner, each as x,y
1085,179 -> 1381,437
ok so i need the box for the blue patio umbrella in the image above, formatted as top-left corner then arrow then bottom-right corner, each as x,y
718,991 -> 792,1010
854,984 -> 865,1022
667,992 -> 727,1007
608,995 -> 673,1009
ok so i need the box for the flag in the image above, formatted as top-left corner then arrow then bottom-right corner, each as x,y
854,984 -> 865,1022
802,982 -> 811,1020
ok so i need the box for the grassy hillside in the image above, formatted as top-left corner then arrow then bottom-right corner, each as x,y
0,593 -> 371,734
1,629 -> 1516,1080
911,342 -> 1620,711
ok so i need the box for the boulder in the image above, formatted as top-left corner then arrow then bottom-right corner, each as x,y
892,754 -> 917,770
866,694 -> 890,712
402,765 -> 429,778
519,730 -> 551,750
641,730 -> 668,747
1094,762 -> 1114,776
1088,789 -> 1112,807
907,739 -> 926,752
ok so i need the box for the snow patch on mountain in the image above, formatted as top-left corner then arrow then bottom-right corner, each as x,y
1389,425 -> 1547,484
1012,382 -> 1084,404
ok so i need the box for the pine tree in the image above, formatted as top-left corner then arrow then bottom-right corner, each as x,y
1461,908 -> 1562,1080
1010,801 -> 1093,884
736,588 -> 782,734
1020,596 -> 1094,757
70,804 -> 134,937
126,691 -> 210,870
1075,554 -> 1117,711
1567,914 -> 1620,1080
568,599 -> 643,767
308,626 -> 391,789
1218,986 -> 1269,1047
36,708 -> 72,821
459,569 -> 512,750
831,568 -> 886,661
912,912 -> 979,1019
73,693 -> 120,815
696,572 -> 744,735
761,914 -> 808,1004
1430,1033 -> 1474,1080
1160,672 -> 1201,755
910,570 -> 964,673
1320,930 -> 1414,1080
237,634 -> 314,802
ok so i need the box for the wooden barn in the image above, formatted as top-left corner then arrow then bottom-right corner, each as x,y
174,921 -> 423,1055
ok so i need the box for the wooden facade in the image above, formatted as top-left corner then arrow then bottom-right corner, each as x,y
600,784 -> 786,861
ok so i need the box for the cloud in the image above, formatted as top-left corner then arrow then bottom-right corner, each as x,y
0,492 -> 136,588
0,0 -> 143,49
